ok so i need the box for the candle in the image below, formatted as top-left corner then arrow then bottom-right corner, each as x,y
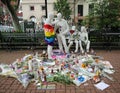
28,60 -> 32,71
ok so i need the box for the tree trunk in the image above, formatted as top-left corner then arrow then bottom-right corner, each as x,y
1,0 -> 22,31
7,3 -> 22,31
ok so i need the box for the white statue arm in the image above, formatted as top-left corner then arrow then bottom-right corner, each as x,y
52,20 -> 59,33
85,32 -> 89,42
68,34 -> 73,43
52,19 -> 58,25
61,20 -> 69,35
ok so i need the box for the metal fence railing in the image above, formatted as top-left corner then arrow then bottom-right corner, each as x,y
0,31 -> 120,51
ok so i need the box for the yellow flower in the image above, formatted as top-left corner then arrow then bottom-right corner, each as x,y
95,59 -> 99,63
28,56 -> 33,60
81,63 -> 86,68
40,66 -> 44,71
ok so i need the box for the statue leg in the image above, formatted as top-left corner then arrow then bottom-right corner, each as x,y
61,35 -> 68,53
79,40 -> 84,53
47,45 -> 53,59
75,40 -> 78,53
57,34 -> 64,52
68,41 -> 73,52
86,40 -> 90,52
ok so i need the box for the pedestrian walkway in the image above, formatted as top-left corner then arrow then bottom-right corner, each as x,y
0,49 -> 120,93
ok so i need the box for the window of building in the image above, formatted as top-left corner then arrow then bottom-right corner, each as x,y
30,6 -> 34,11
89,3 -> 94,13
41,5 -> 45,10
78,5 -> 83,16
78,19 -> 83,25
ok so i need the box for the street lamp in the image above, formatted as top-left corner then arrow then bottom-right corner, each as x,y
74,0 -> 76,24
45,0 -> 47,18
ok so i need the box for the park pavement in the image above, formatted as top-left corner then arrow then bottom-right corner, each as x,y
0,49 -> 120,93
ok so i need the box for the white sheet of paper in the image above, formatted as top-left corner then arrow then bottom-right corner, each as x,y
94,81 -> 109,90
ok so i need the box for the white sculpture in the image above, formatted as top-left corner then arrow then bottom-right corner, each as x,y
43,13 -> 55,59
68,26 -> 79,53
55,13 -> 69,53
79,26 -> 90,53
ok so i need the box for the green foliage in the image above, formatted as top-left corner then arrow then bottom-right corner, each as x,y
0,7 -> 3,23
85,0 -> 120,30
81,16 -> 90,26
54,0 -> 72,20
0,7 -> 3,14
52,72 -> 73,85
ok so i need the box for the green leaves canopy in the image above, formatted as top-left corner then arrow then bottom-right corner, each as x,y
54,0 -> 72,20
84,0 -> 120,31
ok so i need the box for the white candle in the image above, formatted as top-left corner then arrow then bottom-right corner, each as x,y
28,60 -> 32,71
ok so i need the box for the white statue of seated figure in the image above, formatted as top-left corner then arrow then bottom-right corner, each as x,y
68,26 -> 79,53
79,26 -> 90,53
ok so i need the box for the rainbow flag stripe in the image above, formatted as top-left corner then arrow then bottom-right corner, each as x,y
44,24 -> 55,46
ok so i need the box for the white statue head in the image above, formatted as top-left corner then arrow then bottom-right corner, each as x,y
57,13 -> 62,20
81,26 -> 86,32
72,26 -> 76,30
48,12 -> 54,20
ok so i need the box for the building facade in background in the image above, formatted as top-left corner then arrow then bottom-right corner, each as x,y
21,0 -> 90,24
21,0 -> 55,23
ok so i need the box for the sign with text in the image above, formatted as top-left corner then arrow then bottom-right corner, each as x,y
24,21 -> 35,32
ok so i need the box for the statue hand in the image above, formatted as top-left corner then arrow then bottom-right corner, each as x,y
61,30 -> 68,35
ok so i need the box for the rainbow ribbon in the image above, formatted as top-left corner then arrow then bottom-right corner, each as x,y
43,24 -> 55,46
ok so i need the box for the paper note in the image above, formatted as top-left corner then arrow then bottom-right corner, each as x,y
94,81 -> 109,90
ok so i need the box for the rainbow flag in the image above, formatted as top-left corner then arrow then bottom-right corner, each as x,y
43,24 -> 55,46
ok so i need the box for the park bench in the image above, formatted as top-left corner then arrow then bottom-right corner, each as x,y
0,32 -> 46,50
0,31 -> 120,51
0,32 -> 12,50
102,32 -> 120,50
89,31 -> 120,50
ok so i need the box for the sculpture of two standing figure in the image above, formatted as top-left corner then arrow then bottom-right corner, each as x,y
43,13 -> 69,59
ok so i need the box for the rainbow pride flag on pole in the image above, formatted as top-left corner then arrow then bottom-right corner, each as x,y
43,24 -> 55,46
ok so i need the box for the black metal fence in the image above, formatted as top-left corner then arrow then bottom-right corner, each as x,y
0,31 -> 120,51
0,32 -> 45,50
89,28 -> 120,50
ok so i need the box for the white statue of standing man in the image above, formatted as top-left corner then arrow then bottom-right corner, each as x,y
79,26 -> 90,53
55,13 -> 69,53
43,13 -> 55,59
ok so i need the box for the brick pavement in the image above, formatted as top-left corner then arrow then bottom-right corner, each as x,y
0,49 -> 120,93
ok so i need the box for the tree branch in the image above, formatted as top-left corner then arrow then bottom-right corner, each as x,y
15,0 -> 20,11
